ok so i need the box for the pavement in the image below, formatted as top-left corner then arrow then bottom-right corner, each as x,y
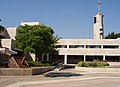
0,69 -> 120,87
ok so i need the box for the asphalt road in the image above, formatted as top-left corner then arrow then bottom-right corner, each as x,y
0,69 -> 120,87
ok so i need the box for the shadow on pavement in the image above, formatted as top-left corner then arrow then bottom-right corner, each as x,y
44,72 -> 83,77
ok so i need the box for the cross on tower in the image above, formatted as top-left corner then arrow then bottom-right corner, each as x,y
98,0 -> 101,13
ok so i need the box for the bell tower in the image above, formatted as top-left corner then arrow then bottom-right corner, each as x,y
94,0 -> 104,39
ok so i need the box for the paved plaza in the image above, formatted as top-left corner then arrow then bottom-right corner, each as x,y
0,69 -> 120,87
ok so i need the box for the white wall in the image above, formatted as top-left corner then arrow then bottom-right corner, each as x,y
6,27 -> 17,40
57,39 -> 120,56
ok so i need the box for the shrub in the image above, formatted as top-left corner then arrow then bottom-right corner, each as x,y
27,61 -> 51,67
78,61 -> 85,67
96,62 -> 109,67
86,61 -> 97,67
78,61 -> 109,67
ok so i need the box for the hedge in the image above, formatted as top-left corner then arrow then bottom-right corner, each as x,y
78,61 -> 109,67
27,61 -> 51,67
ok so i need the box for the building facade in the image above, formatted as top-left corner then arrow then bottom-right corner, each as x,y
0,0 -> 120,65
52,0 -> 120,64
55,39 -> 120,64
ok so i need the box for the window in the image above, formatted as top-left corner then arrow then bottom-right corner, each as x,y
94,17 -> 97,24
69,45 -> 84,48
86,45 -> 101,48
100,28 -> 103,31
55,45 -> 67,48
103,45 -> 119,49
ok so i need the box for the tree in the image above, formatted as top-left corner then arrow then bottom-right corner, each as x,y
0,25 -> 4,33
15,25 -> 60,59
0,19 -> 4,34
0,19 -> 5,46
105,32 -> 120,39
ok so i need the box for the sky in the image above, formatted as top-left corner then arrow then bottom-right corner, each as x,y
0,0 -> 120,39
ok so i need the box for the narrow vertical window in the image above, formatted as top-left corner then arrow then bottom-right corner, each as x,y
94,17 -> 96,24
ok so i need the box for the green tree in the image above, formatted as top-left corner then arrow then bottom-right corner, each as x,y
105,32 -> 120,39
0,19 -> 4,34
15,25 -> 60,59
0,19 -> 5,46
0,25 -> 4,33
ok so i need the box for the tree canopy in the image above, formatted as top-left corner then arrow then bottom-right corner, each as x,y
0,25 -> 4,33
15,25 -> 60,54
105,32 -> 120,39
0,19 -> 4,33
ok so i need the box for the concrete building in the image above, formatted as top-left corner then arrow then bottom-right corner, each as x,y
0,0 -> 120,65
21,22 -> 44,26
51,0 -> 120,64
94,0 -> 104,39
55,39 -> 120,64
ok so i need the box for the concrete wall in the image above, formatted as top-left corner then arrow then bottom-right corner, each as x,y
0,66 -> 55,76
6,27 -> 17,40
108,62 -> 120,66
94,13 -> 104,39
0,68 -> 32,76
76,67 -> 120,72
21,22 -> 44,26
1,39 -> 16,50
1,39 -> 12,49
57,39 -> 120,56
32,66 -> 55,75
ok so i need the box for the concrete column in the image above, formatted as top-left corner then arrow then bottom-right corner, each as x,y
47,54 -> 49,61
42,54 -> 44,61
101,45 -> 103,49
103,55 -> 106,61
84,55 -> 86,62
67,45 -> 69,48
64,55 -> 67,64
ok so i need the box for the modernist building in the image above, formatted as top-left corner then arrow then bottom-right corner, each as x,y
0,0 -> 120,65
55,39 -> 120,64
53,0 -> 120,64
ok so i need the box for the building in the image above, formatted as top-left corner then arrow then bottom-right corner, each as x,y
55,39 -> 120,64
0,0 -> 120,65
52,0 -> 120,64
94,0 -> 104,39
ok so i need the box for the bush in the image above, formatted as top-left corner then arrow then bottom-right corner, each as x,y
27,61 -> 51,67
78,61 -> 109,67
96,62 -> 109,67
78,61 -> 85,67
86,61 -> 97,67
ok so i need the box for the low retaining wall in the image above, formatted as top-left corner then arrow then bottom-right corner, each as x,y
75,67 -> 120,72
0,66 -> 55,76
108,62 -> 120,66
32,66 -> 55,75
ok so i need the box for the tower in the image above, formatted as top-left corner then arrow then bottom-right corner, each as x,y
94,0 -> 104,39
